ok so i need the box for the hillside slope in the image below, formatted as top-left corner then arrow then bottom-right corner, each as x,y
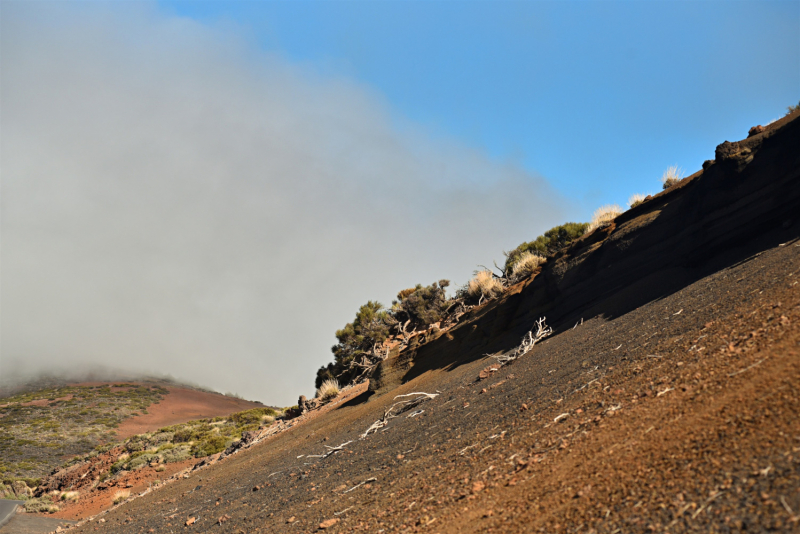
57,112 -> 799,533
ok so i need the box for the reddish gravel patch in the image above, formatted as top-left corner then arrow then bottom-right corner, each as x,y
114,387 -> 264,439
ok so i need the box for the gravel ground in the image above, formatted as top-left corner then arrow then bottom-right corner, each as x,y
63,237 -> 800,534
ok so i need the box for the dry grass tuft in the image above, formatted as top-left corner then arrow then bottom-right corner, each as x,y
467,270 -> 504,302
60,490 -> 79,502
510,251 -> 546,281
113,490 -> 130,504
661,165 -> 684,190
316,379 -> 340,401
627,193 -> 647,209
587,204 -> 623,232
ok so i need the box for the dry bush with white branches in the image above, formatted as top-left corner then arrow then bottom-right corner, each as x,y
587,204 -> 623,232
467,270 -> 505,304
492,317 -> 552,365
510,251 -> 546,282
627,193 -> 647,209
316,379 -> 340,401
661,165 -> 684,190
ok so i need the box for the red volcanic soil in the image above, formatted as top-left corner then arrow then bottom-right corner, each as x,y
49,458 -> 197,521
114,387 -> 264,439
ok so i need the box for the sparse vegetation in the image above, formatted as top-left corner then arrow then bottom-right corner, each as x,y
661,165 -> 684,190
509,251 -> 546,282
464,270 -> 504,303
316,379 -> 340,401
317,301 -> 392,388
787,100 -> 800,115
0,383 -> 167,480
391,280 -> 453,329
60,490 -> 79,501
628,193 -> 647,209
587,204 -> 623,232
113,489 -> 130,504
503,222 -> 589,272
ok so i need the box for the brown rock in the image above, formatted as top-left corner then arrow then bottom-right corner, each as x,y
319,518 -> 339,529
185,517 -> 196,526
478,365 -> 501,380
472,481 -> 485,493
748,125 -> 765,137
11,480 -> 32,497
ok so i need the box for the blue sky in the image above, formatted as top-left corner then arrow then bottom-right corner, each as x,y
160,0 -> 799,213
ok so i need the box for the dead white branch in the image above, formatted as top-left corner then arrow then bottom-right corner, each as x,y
360,393 -> 439,439
343,477 -> 377,493
307,440 -> 353,459
728,357 -> 768,377
491,317 -> 552,365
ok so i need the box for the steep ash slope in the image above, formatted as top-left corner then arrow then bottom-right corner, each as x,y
371,109 -> 800,394
63,113 -> 800,533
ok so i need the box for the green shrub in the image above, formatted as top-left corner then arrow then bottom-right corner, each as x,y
324,301 -> 392,387
229,408 -> 277,426
504,222 -> 588,272
191,435 -> 228,458
160,445 -> 191,464
391,280 -> 452,328
128,453 -> 158,470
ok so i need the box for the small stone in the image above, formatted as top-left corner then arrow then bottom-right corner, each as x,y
287,516 -> 296,523
472,481 -> 485,493
520,403 -> 528,411
319,518 -> 339,529
396,454 -> 405,460
185,517 -> 196,526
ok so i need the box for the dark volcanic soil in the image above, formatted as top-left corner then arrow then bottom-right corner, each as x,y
57,115 -> 800,534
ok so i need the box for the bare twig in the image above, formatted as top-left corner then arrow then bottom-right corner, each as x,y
361,393 -> 439,439
728,357 -> 768,377
307,440 -> 353,459
343,477 -> 377,494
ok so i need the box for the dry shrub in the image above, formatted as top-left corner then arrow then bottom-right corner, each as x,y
467,270 -> 504,302
587,204 -> 623,232
113,490 -> 130,504
316,379 -> 340,401
510,251 -> 545,281
627,193 -> 647,209
60,490 -> 79,502
661,165 -> 684,190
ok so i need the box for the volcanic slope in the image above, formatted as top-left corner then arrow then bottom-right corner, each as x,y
64,114 -> 799,533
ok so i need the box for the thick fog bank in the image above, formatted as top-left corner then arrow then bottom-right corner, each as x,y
1,3 -> 565,404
